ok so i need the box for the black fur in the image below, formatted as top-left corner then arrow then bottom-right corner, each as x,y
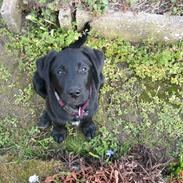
33,23 -> 104,143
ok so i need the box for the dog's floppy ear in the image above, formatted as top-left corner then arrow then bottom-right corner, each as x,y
82,47 -> 104,90
33,51 -> 57,98
36,51 -> 57,79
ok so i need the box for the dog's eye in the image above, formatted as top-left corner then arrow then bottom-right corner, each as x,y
80,66 -> 88,73
57,69 -> 65,75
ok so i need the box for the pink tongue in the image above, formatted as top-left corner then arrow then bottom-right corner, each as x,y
59,100 -> 64,107
78,107 -> 83,117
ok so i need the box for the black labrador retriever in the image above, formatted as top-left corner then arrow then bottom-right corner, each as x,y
33,23 -> 104,143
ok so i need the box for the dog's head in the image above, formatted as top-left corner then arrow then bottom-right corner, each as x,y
34,47 -> 104,108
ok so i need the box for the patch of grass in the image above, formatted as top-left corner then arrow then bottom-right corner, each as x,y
0,159 -> 62,183
0,117 -> 18,148
14,84 -> 34,106
0,116 -> 53,159
63,128 -> 87,155
168,155 -> 183,181
0,64 -> 11,82
85,126 -> 120,161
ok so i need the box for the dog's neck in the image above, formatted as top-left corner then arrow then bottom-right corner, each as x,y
54,86 -> 92,119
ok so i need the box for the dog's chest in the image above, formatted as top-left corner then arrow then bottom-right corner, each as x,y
69,114 -> 85,127
70,120 -> 81,127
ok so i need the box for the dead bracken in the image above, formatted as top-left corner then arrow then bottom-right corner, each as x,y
43,145 -> 174,183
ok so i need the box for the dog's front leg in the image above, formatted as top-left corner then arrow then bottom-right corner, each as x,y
81,117 -> 96,140
37,110 -> 52,129
51,123 -> 67,143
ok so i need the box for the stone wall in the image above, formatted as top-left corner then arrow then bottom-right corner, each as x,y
1,0 -> 183,42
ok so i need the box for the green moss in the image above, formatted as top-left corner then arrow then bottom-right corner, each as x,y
0,64 -> 11,82
0,117 -> 19,149
0,158 -> 62,183
14,84 -> 34,106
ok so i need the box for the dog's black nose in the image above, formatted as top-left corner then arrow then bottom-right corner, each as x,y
68,87 -> 81,97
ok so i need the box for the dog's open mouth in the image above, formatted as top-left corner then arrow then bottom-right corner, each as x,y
54,90 -> 90,119
54,85 -> 92,109
54,90 -> 86,108
69,98 -> 85,107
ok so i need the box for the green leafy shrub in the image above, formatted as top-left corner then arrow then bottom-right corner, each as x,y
83,0 -> 109,14
86,126 -> 119,160
7,28 -> 80,78
87,35 -> 183,156
169,155 -> 183,179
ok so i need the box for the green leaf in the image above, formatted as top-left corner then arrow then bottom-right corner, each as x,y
89,152 -> 100,159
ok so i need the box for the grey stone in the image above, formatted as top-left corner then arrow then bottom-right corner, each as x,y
76,9 -> 91,31
91,10 -> 183,42
58,7 -> 72,29
1,0 -> 22,33
58,7 -> 92,31
58,6 -> 183,42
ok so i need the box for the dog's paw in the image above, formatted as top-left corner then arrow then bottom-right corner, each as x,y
37,120 -> 51,129
51,129 -> 67,143
82,122 -> 96,140
37,111 -> 51,129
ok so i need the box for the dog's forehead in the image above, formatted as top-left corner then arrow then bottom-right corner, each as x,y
53,48 -> 91,66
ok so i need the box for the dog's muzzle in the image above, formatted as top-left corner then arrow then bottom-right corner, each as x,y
54,86 -> 92,120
